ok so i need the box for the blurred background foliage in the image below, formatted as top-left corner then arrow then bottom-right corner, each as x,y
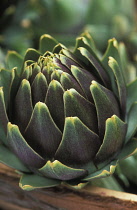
0,0 -> 137,64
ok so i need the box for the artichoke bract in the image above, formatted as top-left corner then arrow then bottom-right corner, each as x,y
0,33 -> 137,190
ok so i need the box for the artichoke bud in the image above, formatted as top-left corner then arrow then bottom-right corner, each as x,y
0,33 -> 137,190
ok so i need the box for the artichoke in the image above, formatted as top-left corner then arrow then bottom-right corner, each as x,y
0,32 -> 137,190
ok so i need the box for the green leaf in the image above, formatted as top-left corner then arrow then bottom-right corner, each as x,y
80,31 -> 97,53
0,68 -> 15,108
102,39 -> 121,95
60,54 -> 81,69
6,51 -> 23,75
78,47 -> 110,88
64,88 -> 98,133
0,88 -> 9,145
0,144 -> 30,172
83,160 -> 117,181
63,181 -> 88,190
91,175 -> 124,191
108,57 -> 126,116
118,156 -> 137,185
73,36 -> 94,65
90,81 -> 120,140
55,117 -> 100,166
95,115 -> 127,164
24,102 -> 62,159
31,72 -> 48,105
126,78 -> 137,113
51,70 -> 63,81
117,138 -> 137,160
102,38 -> 121,74
39,34 -> 58,54
14,79 -> 33,132
53,43 -> 67,53
53,56 -> 70,74
71,65 -> 96,101
60,71 -> 85,97
45,80 -> 65,131
30,63 -> 41,83
7,123 -> 45,169
125,102 -> 137,143
118,42 -> 132,84
21,64 -> 32,81
19,174 -> 60,191
39,160 -> 87,180
62,49 -> 84,67
42,66 -> 54,84
24,48 -> 41,63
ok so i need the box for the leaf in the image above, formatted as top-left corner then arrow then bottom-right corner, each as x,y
73,36 -> 94,65
95,115 -> 127,163
19,174 -> 60,191
71,65 -> 96,101
39,160 -> 87,180
117,138 -> 137,160
24,48 -> 41,63
102,39 -> 121,95
45,80 -> 65,131
53,56 -> 70,74
78,47 -> 110,88
6,51 -> 23,75
29,63 -> 41,84
80,31 -> 97,53
125,102 -> 137,143
102,38 -> 121,73
62,48 -> 84,67
0,144 -> 30,172
83,160 -> 117,181
126,78 -> 137,112
24,102 -> 62,159
53,43 -> 67,53
55,117 -> 100,166
60,54 -> 81,69
14,79 -> 33,132
39,34 -> 58,54
0,68 -> 15,108
118,156 -> 137,185
0,88 -> 9,145
64,88 -> 98,133
7,123 -> 45,169
51,70 -> 63,82
108,57 -> 126,116
90,81 -> 120,140
31,72 -> 48,105
60,71 -> 85,97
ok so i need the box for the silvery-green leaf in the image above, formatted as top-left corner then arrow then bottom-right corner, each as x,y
55,117 -> 100,166
7,123 -> 45,169
39,34 -> 58,54
19,174 -> 60,191
0,144 -> 30,172
14,79 -> 33,132
0,88 -> 9,145
90,81 -> 120,139
64,88 -> 98,133
25,102 -> 62,159
39,160 -> 87,180
95,115 -> 127,163
31,72 -> 48,105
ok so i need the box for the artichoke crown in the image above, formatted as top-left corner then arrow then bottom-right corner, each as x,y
0,32 -> 137,190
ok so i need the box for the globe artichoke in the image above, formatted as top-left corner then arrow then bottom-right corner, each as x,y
0,32 -> 137,190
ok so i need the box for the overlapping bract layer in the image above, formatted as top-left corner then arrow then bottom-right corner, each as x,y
0,33 -> 137,190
